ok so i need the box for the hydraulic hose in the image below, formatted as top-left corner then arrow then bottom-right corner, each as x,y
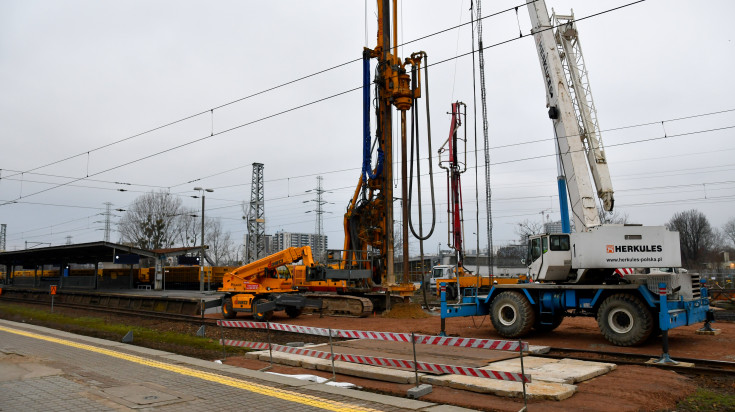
362,51 -> 383,182
408,53 -> 436,241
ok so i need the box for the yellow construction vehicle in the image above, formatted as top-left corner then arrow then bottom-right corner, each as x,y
219,246 -> 321,320
337,0 -> 424,298
281,1 -> 428,316
430,265 -> 526,300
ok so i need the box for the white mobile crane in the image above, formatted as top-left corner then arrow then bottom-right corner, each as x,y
441,0 -> 713,350
524,0 -> 681,284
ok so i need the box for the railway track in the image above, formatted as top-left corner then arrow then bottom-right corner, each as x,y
546,347 -> 735,376
0,294 -> 219,326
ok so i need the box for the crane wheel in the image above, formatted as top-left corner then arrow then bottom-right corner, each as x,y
445,285 -> 458,301
253,298 -> 274,322
597,293 -> 653,346
490,291 -> 535,338
222,297 -> 237,319
285,307 -> 303,319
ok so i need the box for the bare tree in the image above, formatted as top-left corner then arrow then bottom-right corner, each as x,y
665,209 -> 715,269
205,218 -> 236,266
723,218 -> 735,248
495,244 -> 527,266
515,219 -> 544,244
118,191 -> 184,249
176,209 -> 201,248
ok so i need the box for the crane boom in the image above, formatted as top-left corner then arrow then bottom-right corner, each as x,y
527,0 -> 614,231
222,246 -> 314,286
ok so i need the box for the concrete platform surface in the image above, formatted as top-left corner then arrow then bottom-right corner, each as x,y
0,319 -> 475,411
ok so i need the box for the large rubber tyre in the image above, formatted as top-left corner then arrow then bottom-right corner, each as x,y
285,306 -> 303,319
490,291 -> 536,338
533,312 -> 565,333
596,293 -> 654,346
221,297 -> 237,319
445,284 -> 457,301
252,298 -> 274,322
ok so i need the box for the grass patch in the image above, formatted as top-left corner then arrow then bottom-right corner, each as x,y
678,388 -> 735,411
0,302 -> 245,355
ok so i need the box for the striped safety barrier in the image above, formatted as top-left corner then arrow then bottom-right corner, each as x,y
217,320 -> 528,352
339,353 -> 530,383
218,339 -> 531,383
217,320 -> 336,337
270,344 -> 338,360
412,335 -> 527,351
220,339 -> 270,350
219,339 -> 339,361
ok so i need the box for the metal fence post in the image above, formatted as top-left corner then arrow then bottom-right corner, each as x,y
412,332 -> 419,387
259,320 -> 273,372
327,327 -> 336,382
220,321 -> 226,360
519,339 -> 528,412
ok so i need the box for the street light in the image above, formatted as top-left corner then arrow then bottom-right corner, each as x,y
193,187 -> 214,292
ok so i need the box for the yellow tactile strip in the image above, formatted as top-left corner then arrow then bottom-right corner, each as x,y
0,325 -> 381,412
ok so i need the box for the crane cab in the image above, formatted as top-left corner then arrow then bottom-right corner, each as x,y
527,233 -> 573,282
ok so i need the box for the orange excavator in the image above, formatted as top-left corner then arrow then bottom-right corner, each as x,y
219,246 -> 321,320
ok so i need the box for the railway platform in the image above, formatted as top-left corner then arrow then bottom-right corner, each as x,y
0,286 -> 224,317
0,319 -> 470,411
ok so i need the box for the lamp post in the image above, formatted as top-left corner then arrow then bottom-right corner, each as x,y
193,187 -> 214,291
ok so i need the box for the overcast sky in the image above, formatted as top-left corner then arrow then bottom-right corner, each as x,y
1,0 -> 733,257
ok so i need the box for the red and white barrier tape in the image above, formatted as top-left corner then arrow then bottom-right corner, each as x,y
338,353 -> 529,382
270,344 -> 338,360
334,330 -> 411,342
218,320 -> 528,351
217,320 -> 269,329
413,335 -> 527,351
219,339 -> 530,383
219,339 -> 270,350
217,320 -> 335,336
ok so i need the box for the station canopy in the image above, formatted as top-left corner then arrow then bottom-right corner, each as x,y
0,241 -> 158,268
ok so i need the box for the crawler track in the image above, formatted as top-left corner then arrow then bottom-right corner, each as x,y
546,346 -> 735,376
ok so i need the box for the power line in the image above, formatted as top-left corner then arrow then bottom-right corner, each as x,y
3,1 -> 533,187
0,0 -> 653,206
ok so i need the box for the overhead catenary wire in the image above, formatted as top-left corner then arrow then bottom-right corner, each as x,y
3,122 -> 734,217
0,0 -> 650,207
3,0 -> 535,185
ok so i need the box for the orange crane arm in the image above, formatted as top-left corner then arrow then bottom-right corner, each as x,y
224,246 -> 315,284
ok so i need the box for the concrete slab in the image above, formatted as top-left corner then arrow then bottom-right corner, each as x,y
483,356 -> 616,384
0,361 -> 63,381
317,359 -> 422,384
246,347 -> 424,383
528,345 -> 551,354
248,349 -> 333,369
421,373 -> 576,401
407,383 -> 433,399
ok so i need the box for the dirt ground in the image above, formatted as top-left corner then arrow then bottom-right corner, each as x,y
218,305 -> 735,411
2,301 -> 734,411
239,305 -> 735,361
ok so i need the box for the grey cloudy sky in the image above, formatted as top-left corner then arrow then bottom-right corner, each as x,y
1,0 -> 733,256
